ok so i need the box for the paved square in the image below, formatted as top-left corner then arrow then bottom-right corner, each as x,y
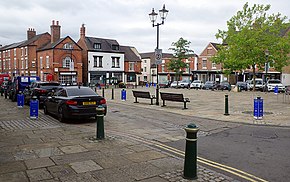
70,160 -> 103,173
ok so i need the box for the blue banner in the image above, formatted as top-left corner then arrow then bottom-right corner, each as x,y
17,94 -> 24,108
121,89 -> 126,101
30,99 -> 39,119
254,97 -> 263,119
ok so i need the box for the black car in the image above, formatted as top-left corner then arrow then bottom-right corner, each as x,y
23,81 -> 60,106
216,81 -> 231,91
236,82 -> 248,91
202,81 -> 216,90
43,86 -> 107,122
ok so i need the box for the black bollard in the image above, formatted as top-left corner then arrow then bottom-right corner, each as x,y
4,90 -> 7,99
183,123 -> 199,180
224,94 -> 229,115
111,88 -> 114,100
96,106 -> 105,139
102,88 -> 105,98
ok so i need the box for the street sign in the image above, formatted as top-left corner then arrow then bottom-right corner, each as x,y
155,49 -> 162,64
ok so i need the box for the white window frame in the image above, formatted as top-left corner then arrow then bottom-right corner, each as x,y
21,59 -> 24,69
212,62 -> 216,69
111,57 -> 120,68
129,62 -> 134,71
63,57 -> 71,68
8,59 -> 11,69
25,47 -> 28,56
202,59 -> 207,69
14,48 -> 16,56
14,58 -> 16,69
46,56 -> 49,68
40,57 -> 43,69
21,47 -> 24,57
25,58 -> 28,69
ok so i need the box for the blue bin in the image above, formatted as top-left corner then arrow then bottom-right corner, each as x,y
17,94 -> 24,108
121,89 -> 126,101
30,99 -> 39,119
254,97 -> 263,119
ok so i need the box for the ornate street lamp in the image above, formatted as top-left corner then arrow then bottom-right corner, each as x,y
149,4 -> 169,105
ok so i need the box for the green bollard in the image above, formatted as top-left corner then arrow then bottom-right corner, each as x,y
183,123 -> 199,180
224,94 -> 229,115
96,106 -> 105,139
111,88 -> 114,100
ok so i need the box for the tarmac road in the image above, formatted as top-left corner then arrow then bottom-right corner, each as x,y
100,101 -> 290,182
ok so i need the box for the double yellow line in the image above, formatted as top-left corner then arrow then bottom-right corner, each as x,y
110,131 -> 268,182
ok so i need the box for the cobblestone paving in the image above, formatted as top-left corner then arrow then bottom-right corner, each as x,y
159,167 -> 239,182
0,114 -> 61,130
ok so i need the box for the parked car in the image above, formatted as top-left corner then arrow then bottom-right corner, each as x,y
43,86 -> 107,122
266,79 -> 285,92
202,81 -> 216,90
179,80 -> 191,88
190,80 -> 204,89
159,81 -> 170,88
236,82 -> 248,91
216,81 -> 231,91
23,81 -> 60,106
248,78 -> 264,91
170,81 -> 178,88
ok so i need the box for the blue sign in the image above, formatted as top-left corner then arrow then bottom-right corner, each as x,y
146,83 -> 149,88
254,97 -> 263,120
154,83 -> 156,87
121,89 -> 126,101
17,94 -> 24,108
274,85 -> 278,95
30,99 -> 39,119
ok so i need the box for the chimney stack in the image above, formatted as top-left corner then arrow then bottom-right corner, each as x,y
50,20 -> 61,43
27,28 -> 36,40
80,24 -> 86,39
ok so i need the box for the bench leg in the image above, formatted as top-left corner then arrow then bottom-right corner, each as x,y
150,98 -> 153,105
161,100 -> 166,107
183,102 -> 188,109
134,97 -> 139,103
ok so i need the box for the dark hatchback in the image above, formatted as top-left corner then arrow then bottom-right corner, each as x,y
216,81 -> 231,91
236,81 -> 248,91
202,81 -> 216,90
23,82 -> 60,106
43,86 -> 107,122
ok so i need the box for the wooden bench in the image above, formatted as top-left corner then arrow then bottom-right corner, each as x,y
160,92 -> 190,109
132,90 -> 156,105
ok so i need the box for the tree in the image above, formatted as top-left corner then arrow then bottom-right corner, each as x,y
213,2 -> 290,91
167,37 -> 194,83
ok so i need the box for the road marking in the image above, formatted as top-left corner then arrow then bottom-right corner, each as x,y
108,130 -> 268,182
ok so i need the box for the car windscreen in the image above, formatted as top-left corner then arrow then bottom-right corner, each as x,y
193,81 -> 200,83
66,87 -> 97,96
268,80 -> 281,84
39,83 -> 60,89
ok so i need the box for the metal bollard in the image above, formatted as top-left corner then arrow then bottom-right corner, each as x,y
102,88 -> 105,98
4,90 -> 7,99
183,123 -> 199,180
224,94 -> 229,115
111,88 -> 114,100
96,106 -> 105,139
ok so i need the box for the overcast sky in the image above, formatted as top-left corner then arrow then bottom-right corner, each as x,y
0,0 -> 289,54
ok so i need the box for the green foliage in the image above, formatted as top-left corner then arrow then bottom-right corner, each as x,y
167,37 -> 194,80
213,2 -> 290,75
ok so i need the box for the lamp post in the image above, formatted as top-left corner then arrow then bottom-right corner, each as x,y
264,49 -> 269,92
149,4 -> 169,106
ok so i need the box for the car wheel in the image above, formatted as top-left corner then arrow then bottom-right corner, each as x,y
58,107 -> 65,122
43,105 -> 49,115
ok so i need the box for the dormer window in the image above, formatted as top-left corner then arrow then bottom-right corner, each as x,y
112,44 -> 119,50
63,43 -> 73,49
93,43 -> 101,49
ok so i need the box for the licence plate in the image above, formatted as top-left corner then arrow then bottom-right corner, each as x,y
83,101 -> 96,105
